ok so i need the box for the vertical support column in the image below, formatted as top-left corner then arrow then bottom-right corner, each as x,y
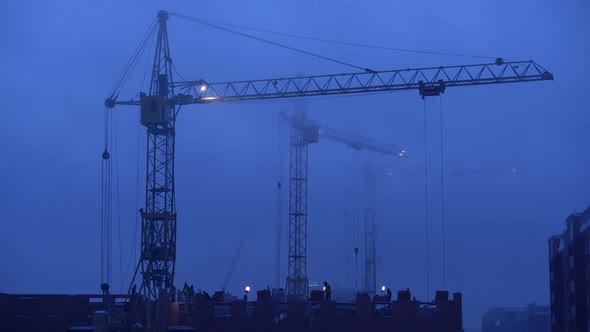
364,165 -> 376,297
364,208 -> 376,297
139,122 -> 176,330
130,10 -> 177,332
286,113 -> 310,300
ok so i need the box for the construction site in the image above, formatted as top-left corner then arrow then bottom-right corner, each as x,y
3,3 -> 575,332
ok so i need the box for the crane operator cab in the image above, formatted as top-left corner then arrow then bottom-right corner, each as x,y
140,74 -> 172,125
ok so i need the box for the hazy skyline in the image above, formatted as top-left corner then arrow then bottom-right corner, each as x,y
1,0 -> 589,329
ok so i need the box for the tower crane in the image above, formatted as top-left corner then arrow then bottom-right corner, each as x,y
280,111 -> 405,300
104,10 -> 553,330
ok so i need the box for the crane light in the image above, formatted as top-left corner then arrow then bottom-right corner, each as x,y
381,285 -> 386,292
200,85 -> 207,92
245,286 -> 251,293
323,286 -> 326,292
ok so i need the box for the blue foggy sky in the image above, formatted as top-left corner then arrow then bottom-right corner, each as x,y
1,0 -> 589,329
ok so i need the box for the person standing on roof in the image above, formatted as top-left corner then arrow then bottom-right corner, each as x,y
189,285 -> 195,300
183,282 -> 189,301
323,281 -> 332,301
170,284 -> 176,302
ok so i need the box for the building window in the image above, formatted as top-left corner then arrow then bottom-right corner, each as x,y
570,280 -> 575,293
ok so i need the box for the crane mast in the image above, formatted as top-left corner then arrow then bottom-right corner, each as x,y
286,112 -> 313,300
105,9 -> 553,330
118,10 -> 178,331
363,165 -> 377,297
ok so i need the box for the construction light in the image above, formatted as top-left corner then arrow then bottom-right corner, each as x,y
381,285 -> 385,292
323,286 -> 326,292
245,286 -> 251,293
200,85 -> 207,92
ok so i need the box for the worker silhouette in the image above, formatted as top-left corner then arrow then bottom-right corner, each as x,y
323,281 -> 332,301
183,282 -> 189,301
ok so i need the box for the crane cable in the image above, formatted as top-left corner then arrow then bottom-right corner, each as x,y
141,32 -> 155,93
101,107 -> 112,287
123,120 -> 142,289
108,18 -> 158,100
276,112 -> 286,288
107,15 -> 155,290
100,109 -> 125,293
352,149 -> 360,288
423,96 -> 448,296
112,112 -> 124,294
170,13 -> 371,72
423,99 -> 430,300
100,108 -> 106,285
121,48 -> 168,288
169,14 -> 498,60
439,96 -> 447,290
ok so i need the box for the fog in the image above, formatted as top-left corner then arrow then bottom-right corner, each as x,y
1,0 -> 588,329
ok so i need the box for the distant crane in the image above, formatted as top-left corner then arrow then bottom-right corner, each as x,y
104,10 -> 553,330
362,163 -> 378,298
382,166 -> 523,178
280,111 -> 405,300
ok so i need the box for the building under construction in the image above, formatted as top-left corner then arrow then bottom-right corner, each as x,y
0,289 -> 462,332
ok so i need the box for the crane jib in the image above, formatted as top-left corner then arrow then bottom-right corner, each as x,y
106,60 -> 552,108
